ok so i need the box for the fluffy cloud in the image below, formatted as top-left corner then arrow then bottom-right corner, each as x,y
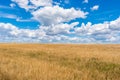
12,0 -> 52,10
0,17 -> 120,43
74,17 -> 120,43
12,0 -> 88,26
45,22 -> 79,35
109,18 -> 120,30
0,23 -> 34,38
0,22 -> 79,43
0,23 -> 18,37
91,5 -> 99,11
12,0 -> 30,10
32,6 -> 88,26
4,0 -> 119,43
30,0 -> 52,7
0,22 -> 88,43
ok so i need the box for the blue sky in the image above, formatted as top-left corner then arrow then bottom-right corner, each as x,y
0,0 -> 120,43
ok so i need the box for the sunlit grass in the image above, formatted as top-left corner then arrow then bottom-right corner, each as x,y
0,44 -> 120,80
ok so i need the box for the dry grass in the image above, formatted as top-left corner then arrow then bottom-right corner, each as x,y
0,44 -> 120,80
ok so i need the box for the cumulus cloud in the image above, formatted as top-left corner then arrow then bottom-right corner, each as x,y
4,0 -> 119,43
32,6 -> 88,26
12,0 -> 30,10
91,5 -> 99,11
0,17 -> 120,43
109,18 -> 120,30
0,23 -> 27,37
12,0 -> 52,11
12,0 -> 88,26
45,22 -> 79,35
0,22 -> 78,43
74,17 -> 120,43
30,0 -> 52,7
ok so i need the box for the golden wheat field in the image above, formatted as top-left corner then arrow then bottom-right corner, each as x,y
0,44 -> 120,80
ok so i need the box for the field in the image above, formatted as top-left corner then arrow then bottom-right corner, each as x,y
0,44 -> 120,80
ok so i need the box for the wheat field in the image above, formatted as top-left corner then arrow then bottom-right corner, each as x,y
0,44 -> 120,80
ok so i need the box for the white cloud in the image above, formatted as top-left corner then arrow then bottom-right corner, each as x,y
12,0 -> 88,26
74,17 -> 120,43
83,0 -> 88,3
0,17 -> 120,43
0,23 -> 18,38
75,22 -> 110,36
45,22 -> 79,35
30,0 -> 52,7
0,22 -> 79,43
109,17 -> 120,30
12,0 -> 52,11
11,0 -> 88,34
2,0 -> 119,43
32,6 -> 88,26
12,0 -> 30,10
91,5 -> 99,11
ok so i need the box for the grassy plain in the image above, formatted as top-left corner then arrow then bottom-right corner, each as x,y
0,44 -> 120,80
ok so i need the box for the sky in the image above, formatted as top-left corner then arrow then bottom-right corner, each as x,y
0,0 -> 120,43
